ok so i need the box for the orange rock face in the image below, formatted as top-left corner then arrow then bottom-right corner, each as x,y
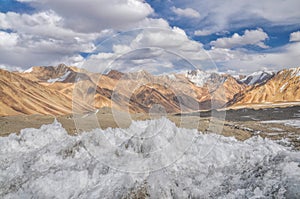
2,65 -> 298,116
230,67 -> 300,106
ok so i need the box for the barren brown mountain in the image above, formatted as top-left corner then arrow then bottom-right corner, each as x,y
2,64 -> 298,116
229,67 -> 300,106
0,69 -> 92,116
105,69 -> 247,112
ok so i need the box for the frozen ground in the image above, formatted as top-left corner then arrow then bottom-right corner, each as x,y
261,119 -> 300,129
0,118 -> 300,198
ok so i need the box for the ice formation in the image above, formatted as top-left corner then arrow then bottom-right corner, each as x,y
0,118 -> 300,198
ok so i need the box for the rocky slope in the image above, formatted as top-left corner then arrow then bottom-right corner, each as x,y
18,64 -> 91,83
238,70 -> 275,85
0,69 -> 92,116
229,67 -> 300,106
2,64 -> 299,116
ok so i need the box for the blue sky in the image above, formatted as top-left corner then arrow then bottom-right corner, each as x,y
0,0 -> 300,74
0,0 -> 34,13
146,0 -> 300,47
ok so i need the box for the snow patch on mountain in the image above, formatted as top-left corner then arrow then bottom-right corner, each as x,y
23,67 -> 33,73
47,71 -> 71,83
241,71 -> 274,85
290,67 -> 300,78
1,118 -> 300,198
186,70 -> 211,87
167,74 -> 176,80
280,82 -> 288,92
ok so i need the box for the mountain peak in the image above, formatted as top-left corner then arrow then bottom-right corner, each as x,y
240,70 -> 275,85
1,65 -> 300,116
106,70 -> 124,80
280,67 -> 300,78
186,69 -> 211,87
17,64 -> 76,83
230,66 -> 300,107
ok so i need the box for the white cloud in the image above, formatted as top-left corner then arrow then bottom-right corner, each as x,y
131,27 -> 188,49
290,31 -> 300,42
171,6 -> 200,18
4,0 -> 299,74
0,9 -> 139,68
133,17 -> 170,29
0,11 -> 100,41
173,0 -> 300,35
194,30 -> 213,36
206,41 -> 300,74
210,28 -> 269,49
17,0 -> 154,32
0,0 -> 174,69
0,31 -> 19,47
121,26 -> 207,63
0,14 -> 105,68
112,45 -> 132,54
82,27 -> 214,73
0,64 -> 23,72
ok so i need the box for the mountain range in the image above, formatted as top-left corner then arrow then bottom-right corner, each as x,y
0,64 -> 299,116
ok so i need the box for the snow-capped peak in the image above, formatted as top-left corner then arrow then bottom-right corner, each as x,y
241,70 -> 274,85
186,69 -> 211,87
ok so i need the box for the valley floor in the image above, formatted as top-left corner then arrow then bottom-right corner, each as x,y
0,106 -> 299,150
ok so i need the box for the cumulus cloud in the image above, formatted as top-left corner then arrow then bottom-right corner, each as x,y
4,0 -> 299,74
0,9 -> 110,69
0,11 -> 100,42
207,41 -> 300,74
290,31 -> 300,42
172,0 -> 300,35
0,0 -> 174,70
171,6 -> 200,18
81,27 -> 214,73
0,14 -> 169,69
0,31 -> 19,47
17,0 -> 154,32
210,28 -> 269,49
130,27 -> 198,50
0,35 -> 87,69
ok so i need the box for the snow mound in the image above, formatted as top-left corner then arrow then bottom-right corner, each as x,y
0,118 -> 300,198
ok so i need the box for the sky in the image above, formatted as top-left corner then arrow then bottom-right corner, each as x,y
0,0 -> 300,74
